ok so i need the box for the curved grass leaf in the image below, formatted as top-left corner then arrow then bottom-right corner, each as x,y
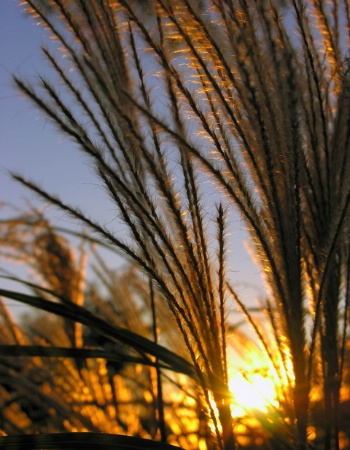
0,275 -> 75,305
0,433 -> 184,449
0,345 -> 172,370
0,288 -> 195,378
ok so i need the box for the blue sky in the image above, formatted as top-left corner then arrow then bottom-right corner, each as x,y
0,0 -> 127,310
0,0 -> 266,315
0,0 -> 117,221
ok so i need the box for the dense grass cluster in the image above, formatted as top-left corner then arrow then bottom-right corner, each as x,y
0,1 -> 349,449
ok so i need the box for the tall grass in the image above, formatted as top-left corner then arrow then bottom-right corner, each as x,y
2,0 -> 350,449
0,210 -> 206,448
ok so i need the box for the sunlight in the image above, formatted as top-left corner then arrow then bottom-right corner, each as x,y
229,371 -> 279,418
226,344 -> 284,419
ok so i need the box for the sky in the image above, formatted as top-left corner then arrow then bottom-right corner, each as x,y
0,0 -> 117,219
0,0 -> 127,311
0,0 -> 266,317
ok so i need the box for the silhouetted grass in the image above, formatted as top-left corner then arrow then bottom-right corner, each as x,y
1,1 -> 349,449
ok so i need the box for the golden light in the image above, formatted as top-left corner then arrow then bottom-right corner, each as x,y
229,370 -> 279,418
226,343 -> 286,418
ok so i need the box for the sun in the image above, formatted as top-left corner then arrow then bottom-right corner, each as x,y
229,370 -> 279,418
226,344 -> 284,418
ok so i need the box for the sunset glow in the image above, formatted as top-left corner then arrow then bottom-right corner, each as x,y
229,371 -> 279,418
226,345 -> 285,419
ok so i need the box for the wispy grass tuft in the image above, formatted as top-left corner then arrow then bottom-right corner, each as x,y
3,0 -> 350,448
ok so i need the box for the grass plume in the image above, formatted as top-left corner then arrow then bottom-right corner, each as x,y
3,0 -> 350,448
